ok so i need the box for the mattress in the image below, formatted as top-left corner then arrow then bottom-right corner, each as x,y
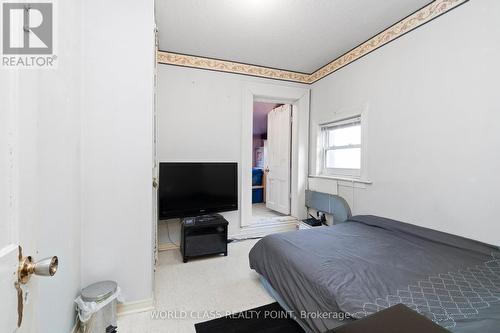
249,215 -> 500,333
258,274 -> 350,333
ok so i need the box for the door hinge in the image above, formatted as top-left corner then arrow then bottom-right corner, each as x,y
153,177 -> 159,189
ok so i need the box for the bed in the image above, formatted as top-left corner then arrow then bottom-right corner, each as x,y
249,215 -> 500,333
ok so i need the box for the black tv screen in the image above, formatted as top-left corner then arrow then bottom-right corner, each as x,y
159,162 -> 238,219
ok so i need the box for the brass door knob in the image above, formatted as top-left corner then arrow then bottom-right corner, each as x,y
18,248 -> 58,284
16,247 -> 58,327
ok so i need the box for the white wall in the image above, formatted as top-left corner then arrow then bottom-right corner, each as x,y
310,0 -> 500,245
81,0 -> 155,302
157,65 -> 306,237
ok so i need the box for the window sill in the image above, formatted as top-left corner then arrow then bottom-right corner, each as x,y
309,174 -> 373,185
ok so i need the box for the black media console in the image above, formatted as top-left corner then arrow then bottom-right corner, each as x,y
180,214 -> 228,263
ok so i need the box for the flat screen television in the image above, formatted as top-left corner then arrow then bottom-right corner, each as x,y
158,162 -> 238,219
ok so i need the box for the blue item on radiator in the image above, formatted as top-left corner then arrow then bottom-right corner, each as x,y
252,188 -> 263,203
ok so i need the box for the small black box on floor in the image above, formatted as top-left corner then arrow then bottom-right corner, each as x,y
181,214 -> 229,263
302,217 -> 322,227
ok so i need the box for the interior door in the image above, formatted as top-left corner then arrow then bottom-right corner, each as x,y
0,72 -> 20,328
0,70 -> 58,333
265,105 -> 291,215
0,71 -> 29,332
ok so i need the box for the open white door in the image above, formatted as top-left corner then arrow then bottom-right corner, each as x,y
0,183 -> 20,333
0,72 -> 59,333
265,105 -> 291,215
0,71 -> 25,332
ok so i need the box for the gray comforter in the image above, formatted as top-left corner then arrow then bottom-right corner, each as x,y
249,215 -> 500,333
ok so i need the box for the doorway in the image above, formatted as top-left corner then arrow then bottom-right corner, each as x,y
251,102 -> 294,224
240,83 -> 310,228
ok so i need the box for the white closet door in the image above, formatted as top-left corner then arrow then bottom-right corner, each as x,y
265,105 -> 291,215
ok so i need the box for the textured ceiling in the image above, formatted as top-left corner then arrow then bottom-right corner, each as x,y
156,0 -> 432,73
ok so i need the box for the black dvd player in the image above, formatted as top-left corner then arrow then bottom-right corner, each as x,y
180,214 -> 228,263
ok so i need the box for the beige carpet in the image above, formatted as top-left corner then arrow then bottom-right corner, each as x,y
117,239 -> 273,333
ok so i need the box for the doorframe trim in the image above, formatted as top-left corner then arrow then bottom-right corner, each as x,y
240,83 -> 310,228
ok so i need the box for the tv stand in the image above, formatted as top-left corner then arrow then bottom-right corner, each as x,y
180,214 -> 228,263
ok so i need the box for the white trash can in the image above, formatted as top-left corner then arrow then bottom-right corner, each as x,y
75,281 -> 121,333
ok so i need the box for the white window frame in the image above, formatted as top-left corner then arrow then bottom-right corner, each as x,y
320,115 -> 363,178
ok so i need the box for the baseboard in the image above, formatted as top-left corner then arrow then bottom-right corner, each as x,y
230,220 -> 298,239
159,221 -> 297,249
158,242 -> 180,251
159,220 -> 297,249
69,299 -> 154,331
117,297 -> 155,317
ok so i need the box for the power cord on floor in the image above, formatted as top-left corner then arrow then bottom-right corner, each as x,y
228,236 -> 264,243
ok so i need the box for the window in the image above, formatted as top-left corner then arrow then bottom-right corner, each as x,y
321,116 -> 362,177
